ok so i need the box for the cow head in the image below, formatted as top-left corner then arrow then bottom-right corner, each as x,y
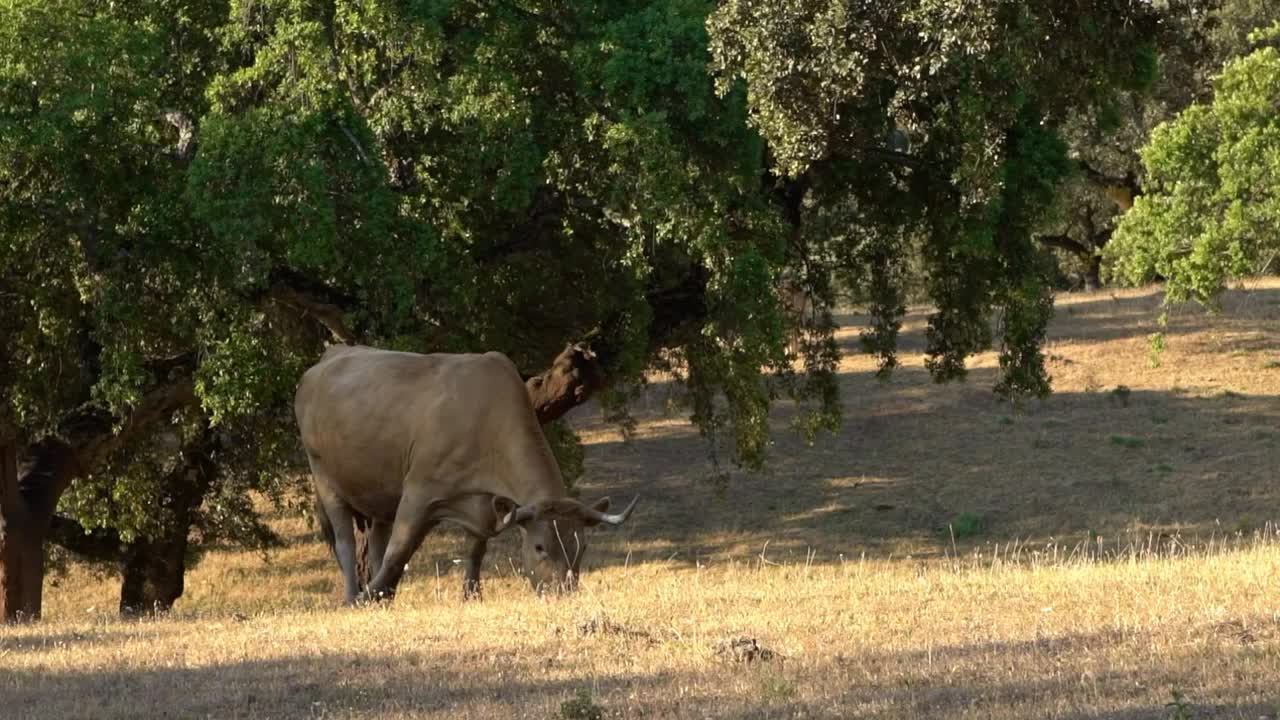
493,495 -> 639,593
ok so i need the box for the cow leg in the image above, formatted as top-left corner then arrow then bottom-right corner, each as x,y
315,494 -> 361,605
462,534 -> 488,601
366,520 -> 392,579
362,496 -> 439,602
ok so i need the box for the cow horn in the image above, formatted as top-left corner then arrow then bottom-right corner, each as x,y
497,502 -> 537,532
583,495 -> 639,526
509,504 -> 537,524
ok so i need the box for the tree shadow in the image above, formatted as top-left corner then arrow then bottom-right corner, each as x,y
4,622 -> 1276,719
0,627 -> 172,655
0,647 -> 680,719
562,376 -> 1280,570
821,622 -> 1280,720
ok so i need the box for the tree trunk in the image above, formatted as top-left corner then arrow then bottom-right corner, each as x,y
0,379 -> 194,622
118,435 -> 216,616
44,437 -> 214,617
119,537 -> 188,617
0,440 -> 76,623
1,440 -> 44,623
1083,255 -> 1103,292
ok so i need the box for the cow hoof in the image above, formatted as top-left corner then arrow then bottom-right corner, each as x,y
355,588 -> 395,606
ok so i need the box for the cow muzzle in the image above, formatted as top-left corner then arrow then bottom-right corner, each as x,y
531,570 -> 579,595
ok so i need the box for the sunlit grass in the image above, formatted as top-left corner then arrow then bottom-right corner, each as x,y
8,529 -> 1280,719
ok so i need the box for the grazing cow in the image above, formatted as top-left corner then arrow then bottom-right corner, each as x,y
294,345 -> 638,604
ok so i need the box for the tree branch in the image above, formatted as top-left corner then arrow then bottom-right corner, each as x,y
519,264 -> 710,424
338,125 -> 371,166
19,376 -> 196,519
267,285 -> 357,344
1076,159 -> 1138,211
1036,234 -> 1091,256
160,111 -> 196,162
47,515 -> 123,563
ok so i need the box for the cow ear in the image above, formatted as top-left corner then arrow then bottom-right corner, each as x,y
492,496 -> 519,533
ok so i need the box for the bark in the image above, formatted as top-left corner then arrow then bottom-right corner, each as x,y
1,440 -> 42,623
267,285 -> 357,344
1037,234 -> 1104,291
0,378 -> 195,622
1083,255 -> 1103,291
47,515 -> 124,563
45,435 -> 216,616
1036,234 -> 1091,256
1076,161 -> 1140,212
160,111 -> 196,162
119,436 -> 216,616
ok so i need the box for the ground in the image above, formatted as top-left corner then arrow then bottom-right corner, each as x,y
4,281 -> 1280,719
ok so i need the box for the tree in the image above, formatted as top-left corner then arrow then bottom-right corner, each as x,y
1107,23 -> 1280,308
0,0 -> 808,620
0,0 -> 308,619
1041,0 -> 1280,291
706,0 -> 1165,396
1,0 -> 1170,621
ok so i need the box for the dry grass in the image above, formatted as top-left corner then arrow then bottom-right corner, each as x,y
6,281 -> 1280,719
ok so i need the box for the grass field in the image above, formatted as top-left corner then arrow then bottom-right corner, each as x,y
4,281 -> 1280,719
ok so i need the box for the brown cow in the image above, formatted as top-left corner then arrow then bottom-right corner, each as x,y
294,346 -> 637,604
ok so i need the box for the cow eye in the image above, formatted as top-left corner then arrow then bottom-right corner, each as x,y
534,544 -> 545,553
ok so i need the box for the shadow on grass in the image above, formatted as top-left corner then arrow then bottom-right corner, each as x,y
0,627 -> 173,655
4,625 -> 1276,719
0,650 -> 678,720
557,376 -> 1280,571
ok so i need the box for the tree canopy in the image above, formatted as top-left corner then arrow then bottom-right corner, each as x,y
1108,22 -> 1280,308
1,0 -> 1185,617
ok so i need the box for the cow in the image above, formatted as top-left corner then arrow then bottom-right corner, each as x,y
294,345 -> 638,605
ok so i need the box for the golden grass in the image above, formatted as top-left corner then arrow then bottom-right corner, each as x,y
6,281 -> 1280,719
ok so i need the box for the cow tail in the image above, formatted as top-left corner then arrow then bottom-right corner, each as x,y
315,493 -> 337,557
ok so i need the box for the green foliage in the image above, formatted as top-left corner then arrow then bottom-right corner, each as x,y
557,689 -> 604,720
1110,32 -> 1280,307
948,512 -> 987,540
1148,331 -> 1168,368
708,0 -> 1158,399
1109,435 -> 1146,449
1165,689 -> 1196,720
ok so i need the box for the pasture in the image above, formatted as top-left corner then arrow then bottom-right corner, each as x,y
5,281 -> 1280,719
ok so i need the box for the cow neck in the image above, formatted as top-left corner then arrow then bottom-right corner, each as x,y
493,413 -> 568,506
